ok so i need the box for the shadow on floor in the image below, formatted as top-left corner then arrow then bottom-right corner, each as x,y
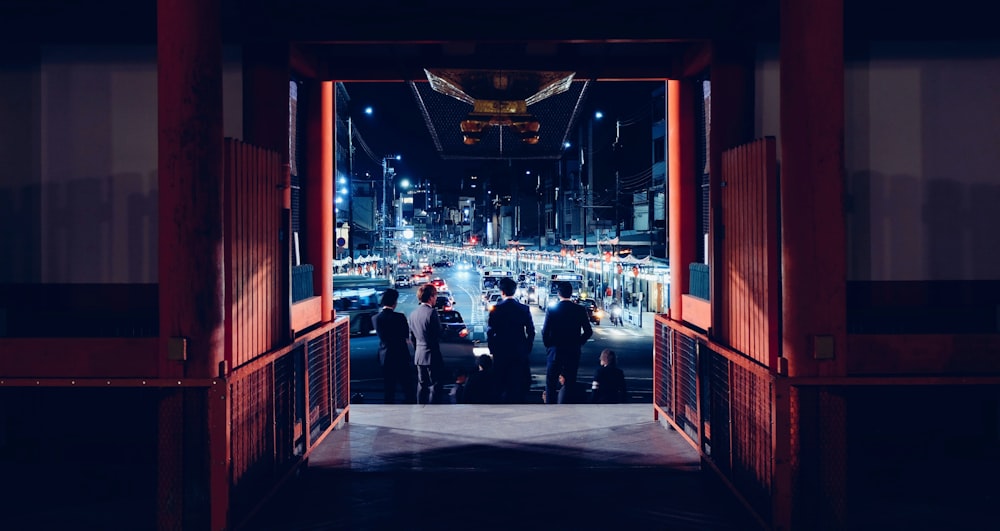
240,404 -> 763,530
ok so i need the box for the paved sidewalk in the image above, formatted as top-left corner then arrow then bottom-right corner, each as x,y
622,309 -> 658,334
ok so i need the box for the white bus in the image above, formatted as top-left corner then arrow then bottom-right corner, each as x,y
480,269 -> 514,293
333,275 -> 392,336
537,269 -> 585,310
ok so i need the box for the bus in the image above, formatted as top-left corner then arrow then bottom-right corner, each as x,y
480,269 -> 514,294
537,269 -> 585,310
333,275 -> 392,336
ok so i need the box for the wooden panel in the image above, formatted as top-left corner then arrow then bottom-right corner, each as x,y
847,334 -> 1000,375
224,139 -> 283,370
720,138 -> 778,369
847,280 -> 1000,334
0,338 -> 159,377
681,294 -> 711,331
0,283 -> 158,338
290,296 -> 322,332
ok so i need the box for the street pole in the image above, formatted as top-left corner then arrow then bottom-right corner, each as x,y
382,157 -> 388,277
614,120 -> 622,239
348,117 -> 355,261
584,117 -> 592,252
536,173 -> 542,250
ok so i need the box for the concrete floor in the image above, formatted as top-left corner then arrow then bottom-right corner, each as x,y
240,404 -> 762,530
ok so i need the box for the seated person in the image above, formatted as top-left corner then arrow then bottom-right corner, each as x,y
556,373 -> 587,404
463,353 -> 499,404
591,349 -> 627,404
450,367 -> 469,404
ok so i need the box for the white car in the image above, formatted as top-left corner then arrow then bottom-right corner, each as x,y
519,285 -> 537,305
485,292 -> 503,312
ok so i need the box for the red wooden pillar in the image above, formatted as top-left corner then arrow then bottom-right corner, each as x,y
157,0 -> 223,528
668,79 -> 697,320
709,41 -> 756,341
157,0 -> 224,379
306,81 -> 334,321
243,42 -> 293,342
779,0 -> 847,377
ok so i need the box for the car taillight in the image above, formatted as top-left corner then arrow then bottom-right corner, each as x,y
459,328 -> 469,337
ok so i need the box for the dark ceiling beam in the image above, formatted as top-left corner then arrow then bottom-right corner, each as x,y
246,1 -> 724,44
310,42 -> 696,82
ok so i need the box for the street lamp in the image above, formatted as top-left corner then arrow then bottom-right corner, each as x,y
395,177 -> 410,229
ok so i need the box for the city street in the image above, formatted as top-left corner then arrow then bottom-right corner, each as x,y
348,266 -> 654,403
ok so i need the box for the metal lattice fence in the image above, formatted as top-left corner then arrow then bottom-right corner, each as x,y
703,348 -> 731,474
728,360 -> 774,523
653,320 -> 674,417
333,317 -> 351,411
307,334 -> 332,443
227,318 -> 351,526
654,315 -> 777,527
676,333 -> 700,441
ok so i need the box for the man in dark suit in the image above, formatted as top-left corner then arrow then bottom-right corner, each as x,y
409,283 -> 446,404
486,276 -> 535,403
541,281 -> 593,404
371,288 -> 416,404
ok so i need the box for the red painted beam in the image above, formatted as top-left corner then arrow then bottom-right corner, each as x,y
0,338 -> 159,377
779,0 -> 846,378
668,79 -> 697,320
157,0 -> 224,380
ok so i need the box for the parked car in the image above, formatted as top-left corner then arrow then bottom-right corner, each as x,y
577,298 -> 602,325
438,310 -> 470,341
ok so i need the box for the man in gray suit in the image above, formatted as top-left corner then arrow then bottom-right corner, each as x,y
409,283 -> 446,404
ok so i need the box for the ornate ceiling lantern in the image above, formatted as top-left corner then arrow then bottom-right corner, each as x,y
424,68 -> 574,145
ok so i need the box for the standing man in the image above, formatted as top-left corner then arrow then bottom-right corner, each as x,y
409,283 -> 446,404
371,288 -> 416,404
541,281 -> 593,404
486,276 -> 535,403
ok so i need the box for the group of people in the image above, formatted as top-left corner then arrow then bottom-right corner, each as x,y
373,282 -> 446,404
372,277 -> 627,405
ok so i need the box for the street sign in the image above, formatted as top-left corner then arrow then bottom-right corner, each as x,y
336,237 -> 346,247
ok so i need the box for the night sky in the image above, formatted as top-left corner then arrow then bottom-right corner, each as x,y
343,80 -> 664,203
